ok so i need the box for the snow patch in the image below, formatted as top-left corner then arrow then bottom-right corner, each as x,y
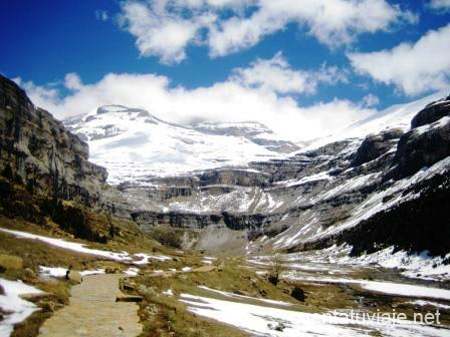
0,279 -> 43,337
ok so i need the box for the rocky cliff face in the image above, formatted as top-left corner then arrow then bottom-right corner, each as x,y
0,75 -> 113,211
114,93 -> 450,256
2,73 -> 449,257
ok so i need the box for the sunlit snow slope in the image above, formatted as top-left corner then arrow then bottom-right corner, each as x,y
66,105 -> 293,185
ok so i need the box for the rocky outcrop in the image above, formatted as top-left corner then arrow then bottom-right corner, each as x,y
351,129 -> 403,167
392,116 -> 450,179
0,75 -> 108,207
126,93 -> 450,256
193,121 -> 300,153
411,95 -> 450,128
5,72 -> 447,257
130,209 -> 285,232
302,172 -> 450,257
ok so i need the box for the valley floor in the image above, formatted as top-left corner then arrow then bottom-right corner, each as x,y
1,221 -> 450,337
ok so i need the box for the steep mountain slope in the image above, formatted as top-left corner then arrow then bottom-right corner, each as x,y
0,75 -> 132,243
0,75 -> 108,208
65,105 -> 297,185
64,90 -> 450,259
2,74 -> 450,337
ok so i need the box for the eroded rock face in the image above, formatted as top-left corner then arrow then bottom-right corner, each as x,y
0,75 -> 108,206
351,129 -> 403,167
123,94 -> 450,256
392,116 -> 450,179
411,96 -> 450,128
2,74 -> 449,257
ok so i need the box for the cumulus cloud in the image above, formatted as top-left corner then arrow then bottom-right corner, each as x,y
15,56 -> 373,141
429,0 -> 450,11
348,24 -> 450,96
64,73 -> 84,91
230,52 -> 348,95
118,0 -> 416,64
208,0 -> 417,57
361,93 -> 380,108
118,1 -> 216,64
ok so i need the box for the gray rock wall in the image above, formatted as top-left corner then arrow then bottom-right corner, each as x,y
0,75 -> 108,207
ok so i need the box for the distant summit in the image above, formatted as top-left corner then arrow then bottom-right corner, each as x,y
65,105 -> 298,185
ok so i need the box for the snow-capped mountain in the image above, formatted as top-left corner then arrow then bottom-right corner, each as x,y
2,73 -> 450,282
65,105 -> 297,185
300,90 -> 448,152
193,121 -> 300,153
63,92 -> 450,262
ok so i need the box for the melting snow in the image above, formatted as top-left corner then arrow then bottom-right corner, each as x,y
198,286 -> 292,306
39,266 -> 105,278
124,267 -> 140,277
0,227 -> 170,264
163,289 -> 174,297
0,279 -> 43,337
180,293 -> 449,337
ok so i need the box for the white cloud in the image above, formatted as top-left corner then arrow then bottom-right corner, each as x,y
361,93 -> 380,108
16,58 -> 373,142
429,0 -> 450,11
231,52 -> 348,95
64,73 -> 84,91
118,0 -> 416,63
118,1 -> 216,64
348,24 -> 450,96
209,0 -> 417,57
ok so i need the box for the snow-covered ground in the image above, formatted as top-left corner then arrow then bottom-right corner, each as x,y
254,258 -> 450,302
359,281 -> 450,301
180,292 -> 449,337
251,243 -> 450,283
269,155 -> 450,251
0,279 -> 43,337
39,266 -> 106,278
0,227 -> 170,264
408,300 -> 450,311
299,90 -> 447,153
339,246 -> 450,282
198,285 -> 292,306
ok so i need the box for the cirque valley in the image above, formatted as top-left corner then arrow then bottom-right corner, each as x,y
1,1 -> 450,336
1,74 -> 449,336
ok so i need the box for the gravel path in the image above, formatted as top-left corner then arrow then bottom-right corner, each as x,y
39,274 -> 142,337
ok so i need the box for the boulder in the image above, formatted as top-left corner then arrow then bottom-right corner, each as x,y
0,284 -> 4,295
105,267 -> 121,274
0,254 -> 23,270
67,270 -> 82,283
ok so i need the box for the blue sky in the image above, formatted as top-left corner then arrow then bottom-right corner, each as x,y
1,0 -> 449,140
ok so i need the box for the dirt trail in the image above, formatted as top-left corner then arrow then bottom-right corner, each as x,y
39,274 -> 142,337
